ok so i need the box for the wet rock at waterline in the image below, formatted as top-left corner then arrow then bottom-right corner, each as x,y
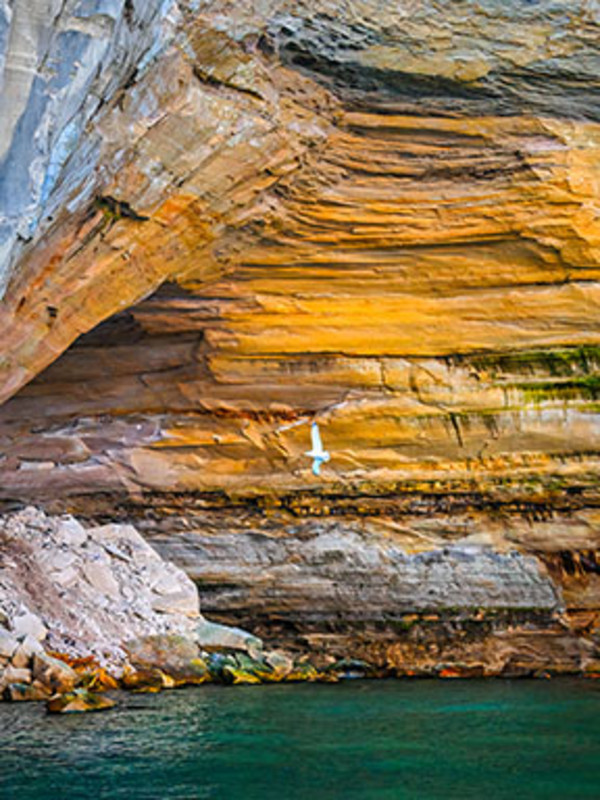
46,689 -> 116,715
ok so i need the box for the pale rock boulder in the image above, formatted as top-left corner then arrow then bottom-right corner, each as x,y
152,590 -> 199,616
196,618 -> 263,657
0,628 -> 18,659
11,635 -> 43,668
4,682 -> 53,702
82,561 -> 120,597
31,653 -> 78,694
55,518 -> 88,548
2,665 -> 32,685
11,611 -> 47,642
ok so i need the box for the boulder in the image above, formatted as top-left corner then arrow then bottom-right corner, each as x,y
222,666 -> 261,685
46,689 -> 116,714
11,612 -> 47,642
77,663 -> 119,692
151,590 -> 199,617
82,562 -> 120,596
0,628 -> 18,659
196,619 -> 263,657
284,663 -> 319,682
32,652 -> 78,693
121,667 -> 166,693
40,548 -> 77,573
265,650 -> 294,678
4,681 -> 52,702
205,652 -> 241,682
3,666 -> 32,685
11,635 -> 43,668
55,517 -> 88,548
124,634 -> 208,685
231,652 -> 273,682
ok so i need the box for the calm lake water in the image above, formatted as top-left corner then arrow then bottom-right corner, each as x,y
0,679 -> 599,800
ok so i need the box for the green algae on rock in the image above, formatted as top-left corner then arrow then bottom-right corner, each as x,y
46,689 -> 116,715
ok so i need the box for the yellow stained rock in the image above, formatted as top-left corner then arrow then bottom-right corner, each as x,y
46,689 -> 116,714
223,667 -> 262,685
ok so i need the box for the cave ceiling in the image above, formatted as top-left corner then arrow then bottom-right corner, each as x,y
1,1 -> 600,509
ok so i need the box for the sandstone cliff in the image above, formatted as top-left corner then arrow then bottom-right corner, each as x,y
1,1 -> 600,674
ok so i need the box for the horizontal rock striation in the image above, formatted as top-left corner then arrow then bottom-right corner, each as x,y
139,505 -> 600,675
2,2 -> 600,503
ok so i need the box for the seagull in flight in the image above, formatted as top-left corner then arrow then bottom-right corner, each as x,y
305,422 -> 330,476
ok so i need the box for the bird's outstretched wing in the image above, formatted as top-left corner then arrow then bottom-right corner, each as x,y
312,458 -> 322,476
310,423 -> 323,454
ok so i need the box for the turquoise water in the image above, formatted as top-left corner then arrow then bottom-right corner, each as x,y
1,679 -> 599,799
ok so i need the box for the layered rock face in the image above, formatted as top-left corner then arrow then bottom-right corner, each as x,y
139,506 -> 599,675
1,1 -> 600,674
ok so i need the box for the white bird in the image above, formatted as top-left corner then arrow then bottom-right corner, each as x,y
305,422 -> 330,476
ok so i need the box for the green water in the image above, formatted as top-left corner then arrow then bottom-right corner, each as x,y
1,679 -> 599,800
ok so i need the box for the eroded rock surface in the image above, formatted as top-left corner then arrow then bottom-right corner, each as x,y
142,506 -> 600,675
0,0 -> 177,296
1,1 -> 600,503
